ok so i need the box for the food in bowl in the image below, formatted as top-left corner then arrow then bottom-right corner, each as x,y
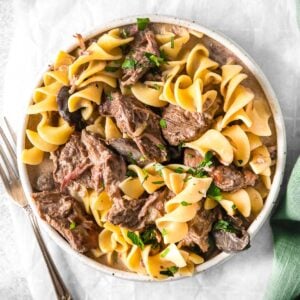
21,17 -> 277,279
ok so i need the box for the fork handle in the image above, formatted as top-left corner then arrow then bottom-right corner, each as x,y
24,205 -> 72,300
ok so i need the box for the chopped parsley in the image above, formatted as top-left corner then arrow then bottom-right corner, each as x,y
137,17 -> 150,30
184,175 -> 192,182
161,228 -> 168,236
178,142 -> 185,151
120,28 -> 129,38
213,220 -> 237,233
157,144 -> 166,150
160,247 -> 170,258
151,84 -> 160,90
187,167 -> 206,178
69,220 -> 76,230
160,266 -> 179,277
142,169 -> 149,184
232,204 -> 237,209
104,66 -> 119,72
152,180 -> 164,185
127,231 -> 145,250
145,52 -> 166,67
127,152 -> 137,164
199,151 -> 214,168
170,36 -> 175,48
238,159 -> 243,164
122,58 -> 137,69
126,169 -> 138,178
159,118 -> 167,129
181,201 -> 192,206
154,163 -> 164,176
106,92 -> 113,101
207,183 -> 222,201
174,167 -> 184,174
140,228 -> 158,246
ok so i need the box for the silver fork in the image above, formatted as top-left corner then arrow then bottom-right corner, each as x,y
0,117 -> 72,300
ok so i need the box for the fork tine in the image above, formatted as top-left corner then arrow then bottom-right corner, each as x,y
0,125 -> 18,172
4,117 -> 17,146
0,162 -> 11,192
0,143 -> 18,180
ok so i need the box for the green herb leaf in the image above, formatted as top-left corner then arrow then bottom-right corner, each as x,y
126,169 -> 138,178
207,183 -> 222,201
152,180 -> 165,185
141,169 -> 149,184
160,266 -> 179,277
213,220 -> 237,233
122,58 -> 137,69
161,228 -> 168,236
174,167 -> 184,174
184,175 -> 192,182
104,66 -> 119,72
157,144 -> 166,150
160,247 -> 170,258
238,159 -> 243,164
154,163 -> 164,176
120,28 -> 128,38
69,220 -> 76,230
187,167 -> 207,178
106,92 -> 113,101
137,17 -> 150,30
140,228 -> 158,246
180,201 -> 192,206
127,152 -> 137,164
151,84 -> 160,90
170,36 -> 175,48
159,119 -> 167,129
199,151 -> 214,168
232,204 -> 237,210
178,142 -> 185,151
127,231 -> 145,250
145,52 -> 166,67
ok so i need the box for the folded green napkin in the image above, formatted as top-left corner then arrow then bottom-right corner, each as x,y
265,157 -> 300,300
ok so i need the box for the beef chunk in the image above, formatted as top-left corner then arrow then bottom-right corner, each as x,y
161,104 -> 213,146
107,188 -> 167,231
210,165 -> 257,192
57,86 -> 85,131
34,173 -> 55,192
51,130 -> 126,194
178,206 -> 218,253
213,229 -> 250,252
81,130 -> 126,198
184,148 -> 204,168
51,133 -> 93,190
99,92 -> 168,162
121,28 -> 159,86
107,138 -> 150,166
32,191 -> 99,253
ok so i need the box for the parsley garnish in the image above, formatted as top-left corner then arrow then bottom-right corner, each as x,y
106,92 -> 113,101
127,231 -> 145,250
161,228 -> 168,236
207,183 -> 222,201
152,180 -> 164,184
122,58 -> 137,69
142,169 -> 149,184
120,28 -> 128,38
238,159 -> 243,164
154,163 -> 164,176
170,36 -> 175,48
232,204 -> 237,210
159,119 -> 167,129
174,167 -> 184,174
104,66 -> 119,72
145,52 -> 166,67
178,142 -> 185,151
187,167 -> 206,178
137,17 -> 150,30
157,144 -> 166,150
151,84 -> 160,90
184,175 -> 192,182
181,201 -> 192,206
69,220 -> 76,230
160,247 -> 170,258
160,266 -> 179,277
213,220 -> 237,233
199,151 -> 214,168
126,169 -> 137,178
140,228 -> 158,246
127,152 -> 137,164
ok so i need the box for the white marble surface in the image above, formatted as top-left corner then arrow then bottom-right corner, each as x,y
0,0 -> 300,299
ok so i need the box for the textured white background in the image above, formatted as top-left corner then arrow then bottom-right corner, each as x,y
0,0 -> 300,299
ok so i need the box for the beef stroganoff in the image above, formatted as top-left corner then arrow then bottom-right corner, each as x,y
22,18 -> 276,279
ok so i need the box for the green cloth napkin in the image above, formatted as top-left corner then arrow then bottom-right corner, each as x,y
265,157 -> 300,300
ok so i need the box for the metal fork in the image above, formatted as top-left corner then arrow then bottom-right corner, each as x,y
0,117 -> 72,300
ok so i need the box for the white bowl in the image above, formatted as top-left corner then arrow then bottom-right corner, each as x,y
17,15 -> 286,282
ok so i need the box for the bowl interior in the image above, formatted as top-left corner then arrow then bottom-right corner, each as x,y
17,15 -> 286,282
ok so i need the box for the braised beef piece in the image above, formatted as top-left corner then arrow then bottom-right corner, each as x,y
184,148 -> 204,168
81,130 -> 126,198
57,86 -> 85,131
107,188 -> 167,230
107,138 -> 150,166
51,130 -> 126,193
178,206 -> 219,253
99,92 -> 168,162
121,28 -> 159,86
32,191 -> 99,253
34,173 -> 55,192
51,133 -> 93,190
161,100 -> 220,146
213,229 -> 250,252
210,165 -> 257,192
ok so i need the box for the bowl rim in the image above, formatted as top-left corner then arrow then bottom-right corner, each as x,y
17,14 -> 287,282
